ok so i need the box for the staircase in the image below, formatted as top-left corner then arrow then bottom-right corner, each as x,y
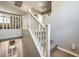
28,9 -> 51,57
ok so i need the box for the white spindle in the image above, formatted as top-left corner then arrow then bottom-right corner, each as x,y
18,17 -> 19,29
12,16 -> 14,29
47,24 -> 51,57
14,16 -> 16,29
3,17 -> 4,29
29,9 -> 50,57
9,16 -> 11,29
20,17 -> 21,29
6,18 -> 8,29
10,16 -> 12,29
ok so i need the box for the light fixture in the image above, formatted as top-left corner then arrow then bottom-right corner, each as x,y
38,2 -> 42,6
29,9 -> 31,12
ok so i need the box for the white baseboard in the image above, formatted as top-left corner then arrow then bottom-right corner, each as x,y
57,47 -> 79,57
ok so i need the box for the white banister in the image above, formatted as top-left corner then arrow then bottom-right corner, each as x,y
47,24 -> 51,57
0,16 -> 22,29
2,16 -> 4,29
29,9 -> 50,57
30,10 -> 46,28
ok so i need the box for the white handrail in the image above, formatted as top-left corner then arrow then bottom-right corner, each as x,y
30,10 -> 46,28
29,29 -> 44,57
47,24 -> 51,57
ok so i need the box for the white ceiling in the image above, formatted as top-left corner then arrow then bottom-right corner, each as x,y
0,1 -> 51,15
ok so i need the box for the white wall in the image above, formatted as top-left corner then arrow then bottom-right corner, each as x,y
0,29 -> 22,40
22,30 -> 40,57
46,1 -> 79,54
22,14 -> 29,30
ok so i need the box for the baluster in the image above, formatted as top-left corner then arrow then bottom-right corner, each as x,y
10,16 -> 12,29
3,17 -> 4,29
42,28 -> 44,53
20,17 -> 22,29
21,17 -> 22,29
13,16 -> 15,29
18,17 -> 20,29
36,32 -> 38,41
37,32 -> 38,42
14,16 -> 16,29
41,31 -> 43,52
39,31 -> 40,45
17,17 -> 19,29
39,31 -> 41,48
6,18 -> 8,29
9,16 -> 11,29
16,16 -> 18,29
11,16 -> 13,29
12,16 -> 14,29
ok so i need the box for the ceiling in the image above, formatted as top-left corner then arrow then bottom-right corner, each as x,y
0,1 -> 51,15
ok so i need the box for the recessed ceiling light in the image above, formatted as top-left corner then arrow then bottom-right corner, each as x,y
38,3 -> 42,6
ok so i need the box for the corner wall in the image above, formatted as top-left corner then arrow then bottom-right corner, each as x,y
46,1 -> 79,54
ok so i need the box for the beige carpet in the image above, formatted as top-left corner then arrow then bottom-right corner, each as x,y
51,49 -> 75,57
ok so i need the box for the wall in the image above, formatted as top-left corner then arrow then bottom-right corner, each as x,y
0,29 -> 22,40
22,14 -> 29,30
22,30 -> 40,57
0,41 -> 7,57
46,1 -> 79,54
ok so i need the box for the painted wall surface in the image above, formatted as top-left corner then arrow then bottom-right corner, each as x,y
46,1 -> 79,54
22,30 -> 40,57
0,29 -> 22,40
22,14 -> 29,30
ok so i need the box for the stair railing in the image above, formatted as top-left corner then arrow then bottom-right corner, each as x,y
0,12 -> 22,29
29,9 -> 50,57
